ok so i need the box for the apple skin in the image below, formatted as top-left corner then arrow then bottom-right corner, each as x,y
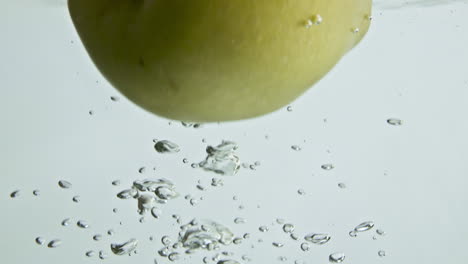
68,0 -> 371,122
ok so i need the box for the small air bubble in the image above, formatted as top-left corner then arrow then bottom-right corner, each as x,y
354,221 -> 374,232
77,220 -> 90,229
291,145 -> 301,151
321,164 -> 335,170
58,180 -> 72,189
47,239 -> 62,248
85,250 -> 95,257
168,252 -> 180,261
72,196 -> 80,203
234,217 -> 246,224
161,236 -> 172,246
35,237 -> 45,245
378,250 -> 386,257
112,180 -> 121,186
329,252 -> 345,263
300,242 -> 310,252
93,234 -> 102,241
61,218 -> 71,227
33,190 -> 40,196
154,140 -> 180,153
10,190 -> 20,198
99,251 -> 108,259
304,233 -> 331,245
311,14 -> 323,25
338,183 -> 346,189
271,242 -> 284,247
283,224 -> 295,233
259,226 -> 269,232
387,118 -> 402,126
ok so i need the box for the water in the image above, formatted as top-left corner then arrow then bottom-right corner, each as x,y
154,140 -> 180,153
354,221 -> 374,232
198,141 -> 241,176
304,233 -> 331,245
58,180 -> 72,189
47,239 -> 62,248
178,219 -> 234,250
35,237 -> 45,245
329,252 -> 345,263
110,238 -> 138,255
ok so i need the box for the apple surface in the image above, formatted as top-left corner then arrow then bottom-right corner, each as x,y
68,0 -> 371,122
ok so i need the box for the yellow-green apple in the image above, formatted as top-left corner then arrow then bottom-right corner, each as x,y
68,0 -> 371,122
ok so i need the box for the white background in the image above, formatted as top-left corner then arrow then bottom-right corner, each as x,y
1,0 -> 468,263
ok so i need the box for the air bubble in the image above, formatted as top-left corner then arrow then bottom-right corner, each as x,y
58,180 -> 72,189
47,239 -> 62,248
354,221 -> 374,232
154,140 -> 180,153
304,233 -> 330,245
111,238 -> 138,255
35,237 -> 45,245
329,252 -> 345,263
387,118 -> 402,126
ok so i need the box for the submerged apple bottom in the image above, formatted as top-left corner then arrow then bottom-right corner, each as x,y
106,50 -> 342,122
69,0 -> 371,122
